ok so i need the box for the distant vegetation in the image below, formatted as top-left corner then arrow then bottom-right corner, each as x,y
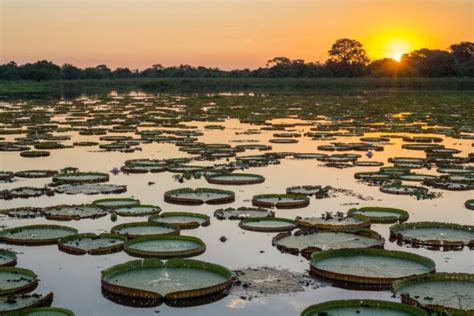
1,39 -> 473,82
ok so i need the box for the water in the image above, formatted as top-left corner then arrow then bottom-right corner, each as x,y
0,92 -> 473,315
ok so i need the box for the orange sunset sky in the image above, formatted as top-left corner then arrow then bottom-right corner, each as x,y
1,0 -> 473,70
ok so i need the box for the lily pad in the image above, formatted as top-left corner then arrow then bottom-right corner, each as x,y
213,207 -> 274,220
301,299 -> 428,316
14,170 -> 58,179
239,217 -> 296,232
393,272 -> 474,315
149,212 -> 210,229
0,266 -> 38,295
466,199 -> 474,210
114,205 -> 161,217
252,194 -> 310,209
93,198 -> 140,209
296,215 -> 371,230
347,207 -> 409,223
58,233 -> 127,255
205,173 -> 265,185
19,306 -> 75,316
55,183 -> 127,195
0,292 -> 53,313
0,225 -> 78,245
52,172 -> 109,184
111,222 -> 180,239
43,205 -> 108,221
124,235 -> 206,258
164,188 -> 235,205
309,248 -> 435,288
0,249 -> 17,266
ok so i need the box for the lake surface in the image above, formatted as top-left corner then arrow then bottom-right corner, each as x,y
0,91 -> 473,315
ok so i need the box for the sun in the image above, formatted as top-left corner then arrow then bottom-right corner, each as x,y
385,39 -> 411,62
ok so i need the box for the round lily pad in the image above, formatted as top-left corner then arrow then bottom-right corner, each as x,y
0,225 -> 78,245
93,198 -> 140,209
252,194 -> 310,209
111,222 -> 180,239
0,292 -> 53,314
114,205 -> 161,217
101,258 -> 233,304
296,215 -> 371,230
213,207 -> 274,220
380,184 -> 428,195
0,249 -> 17,266
466,199 -> 474,210
58,233 -> 127,255
52,172 -> 109,184
393,272 -> 474,315
0,171 -> 14,182
239,217 -> 296,232
149,212 -> 210,229
164,188 -> 235,205
124,235 -> 206,259
54,184 -> 127,195
273,229 -> 384,258
309,248 -> 435,288
301,299 -> 428,316
205,173 -> 265,185
347,207 -> 409,223
390,222 -> 474,249
0,187 -> 49,200
43,205 -> 108,221
0,266 -> 38,295
0,207 -> 44,219
19,306 -> 75,316
20,151 -> 50,158
14,170 -> 58,179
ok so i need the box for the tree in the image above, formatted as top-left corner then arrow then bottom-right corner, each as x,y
401,49 -> 455,77
113,67 -> 133,78
0,61 -> 21,80
367,58 -> 401,77
449,42 -> 474,76
61,64 -> 83,79
326,39 -> 370,77
19,60 -> 61,81
84,65 -> 112,79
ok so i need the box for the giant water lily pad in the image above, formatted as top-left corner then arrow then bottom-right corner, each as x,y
0,187 -> 50,200
52,172 -> 109,184
273,229 -> 384,257
121,159 -> 167,173
380,184 -> 428,195
286,185 -> 329,198
0,225 -> 78,245
239,217 -> 296,232
114,205 -> 161,217
0,266 -> 38,295
58,233 -> 127,255
0,292 -> 53,313
93,198 -> 140,209
310,248 -> 435,288
301,299 -> 428,316
0,207 -> 44,219
393,273 -> 474,315
101,258 -> 233,304
296,215 -> 371,230
55,183 -> 126,195
149,212 -> 210,229
466,199 -> 474,210
252,194 -> 310,209
214,207 -> 274,220
124,235 -> 206,258
43,205 -> 108,221
348,206 -> 409,223
14,170 -> 58,179
19,306 -> 75,316
0,249 -> 17,266
111,222 -> 180,239
390,222 -> 474,249
164,188 -> 235,205
205,173 -> 265,185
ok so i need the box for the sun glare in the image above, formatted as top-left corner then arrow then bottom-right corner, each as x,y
386,39 -> 411,62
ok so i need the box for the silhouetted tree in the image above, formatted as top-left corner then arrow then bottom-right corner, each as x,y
401,49 -> 455,77
367,58 -> 401,77
61,64 -> 83,80
0,62 -> 21,80
113,67 -> 134,78
326,39 -> 370,77
449,42 -> 474,76
19,60 -> 61,81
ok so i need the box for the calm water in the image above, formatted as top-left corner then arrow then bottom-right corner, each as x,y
0,92 -> 473,315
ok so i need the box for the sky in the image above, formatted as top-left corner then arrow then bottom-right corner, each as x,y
1,0 -> 473,70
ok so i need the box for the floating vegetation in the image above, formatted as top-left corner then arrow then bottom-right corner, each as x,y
309,248 -> 435,289
114,205 -> 161,217
164,188 -> 235,205
101,258 -> 233,306
93,198 -> 140,209
0,207 -> 44,219
347,206 -> 409,223
0,292 -> 53,314
286,185 -> 330,198
466,199 -> 474,210
273,228 -> 384,258
390,222 -> 474,250
239,217 -> 296,232
43,204 -> 108,221
205,173 -> 265,185
0,249 -> 17,266
393,272 -> 474,315
19,306 -> 75,316
252,194 -> 310,209
111,222 -> 180,239
296,212 -> 371,230
58,233 -> 127,255
121,159 -> 167,173
149,212 -> 210,229
20,151 -> 50,158
300,299 -> 428,316
213,207 -> 274,220
52,171 -> 110,184
124,235 -> 206,259
0,187 -> 51,200
54,183 -> 126,195
0,224 -> 78,245
0,266 -> 38,295
14,170 -> 58,179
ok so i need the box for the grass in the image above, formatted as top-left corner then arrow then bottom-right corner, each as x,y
1,77 -> 473,97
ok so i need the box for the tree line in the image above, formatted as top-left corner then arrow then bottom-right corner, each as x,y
1,39 -> 472,81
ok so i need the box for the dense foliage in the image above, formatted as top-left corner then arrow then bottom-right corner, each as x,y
1,40 -> 472,81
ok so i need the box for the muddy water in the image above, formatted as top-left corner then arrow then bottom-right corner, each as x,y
0,93 -> 473,315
